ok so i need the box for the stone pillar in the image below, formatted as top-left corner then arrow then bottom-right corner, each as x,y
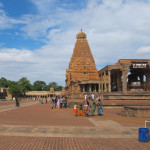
98,81 -> 101,93
117,70 -> 122,91
94,84 -> 96,92
89,84 -> 91,92
101,73 -> 103,92
122,68 -> 128,93
83,85 -> 85,92
108,70 -> 111,92
104,71 -> 107,92
145,71 -> 150,91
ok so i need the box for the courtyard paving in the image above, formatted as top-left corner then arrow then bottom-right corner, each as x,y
0,100 -> 150,150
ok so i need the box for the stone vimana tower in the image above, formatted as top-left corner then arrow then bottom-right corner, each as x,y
65,29 -> 99,99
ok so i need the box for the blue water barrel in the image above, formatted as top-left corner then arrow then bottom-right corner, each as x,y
139,128 -> 149,142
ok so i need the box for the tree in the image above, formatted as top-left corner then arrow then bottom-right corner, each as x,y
7,80 -> 15,87
49,82 -> 58,88
32,80 -> 46,91
55,86 -> 63,91
18,77 -> 32,96
0,77 -> 8,87
44,82 -> 63,91
8,82 -> 23,98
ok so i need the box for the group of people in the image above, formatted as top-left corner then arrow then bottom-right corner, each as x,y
36,94 -> 103,117
85,93 -> 94,101
39,96 -> 68,109
74,99 -> 103,117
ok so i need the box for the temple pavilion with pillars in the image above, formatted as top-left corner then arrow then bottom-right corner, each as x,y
99,59 -> 150,93
65,30 -> 99,99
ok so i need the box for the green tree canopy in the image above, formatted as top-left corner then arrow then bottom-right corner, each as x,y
18,77 -> 32,96
55,86 -> 63,91
0,77 -> 8,88
44,82 -> 63,91
32,80 -> 46,91
8,82 -> 23,98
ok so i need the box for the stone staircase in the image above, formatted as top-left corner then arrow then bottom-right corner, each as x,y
96,92 -> 150,101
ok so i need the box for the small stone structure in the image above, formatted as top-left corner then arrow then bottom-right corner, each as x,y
119,106 -> 150,117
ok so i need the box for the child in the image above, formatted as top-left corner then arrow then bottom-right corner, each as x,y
79,104 -> 83,116
74,103 -> 78,116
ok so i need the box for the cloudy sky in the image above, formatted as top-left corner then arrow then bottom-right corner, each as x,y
0,0 -> 150,86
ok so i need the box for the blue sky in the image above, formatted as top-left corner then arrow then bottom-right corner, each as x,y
0,0 -> 150,86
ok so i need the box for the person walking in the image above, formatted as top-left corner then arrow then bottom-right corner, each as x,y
97,99 -> 104,116
57,97 -> 60,108
63,97 -> 67,108
45,98 -> 47,104
51,98 -> 54,109
16,98 -> 20,107
90,100 -> 96,116
60,97 -> 63,108
54,97 -> 57,108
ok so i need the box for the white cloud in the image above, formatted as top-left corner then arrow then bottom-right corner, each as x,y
0,9 -> 27,30
30,0 -> 55,14
1,0 -> 150,85
0,48 -> 34,62
21,15 -> 61,39
136,46 -> 150,54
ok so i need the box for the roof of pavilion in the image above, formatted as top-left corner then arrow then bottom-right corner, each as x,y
98,59 -> 150,74
26,91 -> 62,96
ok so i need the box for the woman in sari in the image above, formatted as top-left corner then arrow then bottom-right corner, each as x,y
97,99 -> 104,116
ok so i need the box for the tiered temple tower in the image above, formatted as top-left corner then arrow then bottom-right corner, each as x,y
65,30 -> 99,99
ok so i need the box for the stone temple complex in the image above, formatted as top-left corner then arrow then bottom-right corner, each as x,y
65,30 -> 99,99
65,30 -> 150,101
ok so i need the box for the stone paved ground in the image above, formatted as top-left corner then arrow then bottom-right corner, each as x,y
0,99 -> 33,107
0,101 -> 150,150
102,100 -> 150,106
0,136 -> 150,150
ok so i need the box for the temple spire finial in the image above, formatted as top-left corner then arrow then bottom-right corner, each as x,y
81,28 -> 82,32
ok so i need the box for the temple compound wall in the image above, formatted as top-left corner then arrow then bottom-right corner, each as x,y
98,59 -> 150,93
65,30 -> 99,99
25,88 -> 66,99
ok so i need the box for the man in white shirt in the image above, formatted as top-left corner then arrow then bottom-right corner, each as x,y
91,93 -> 94,100
85,94 -> 87,101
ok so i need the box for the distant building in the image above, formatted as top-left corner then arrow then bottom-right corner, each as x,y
25,87 -> 65,99
0,87 -> 7,99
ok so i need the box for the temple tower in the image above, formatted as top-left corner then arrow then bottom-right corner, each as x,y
65,30 -> 99,99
